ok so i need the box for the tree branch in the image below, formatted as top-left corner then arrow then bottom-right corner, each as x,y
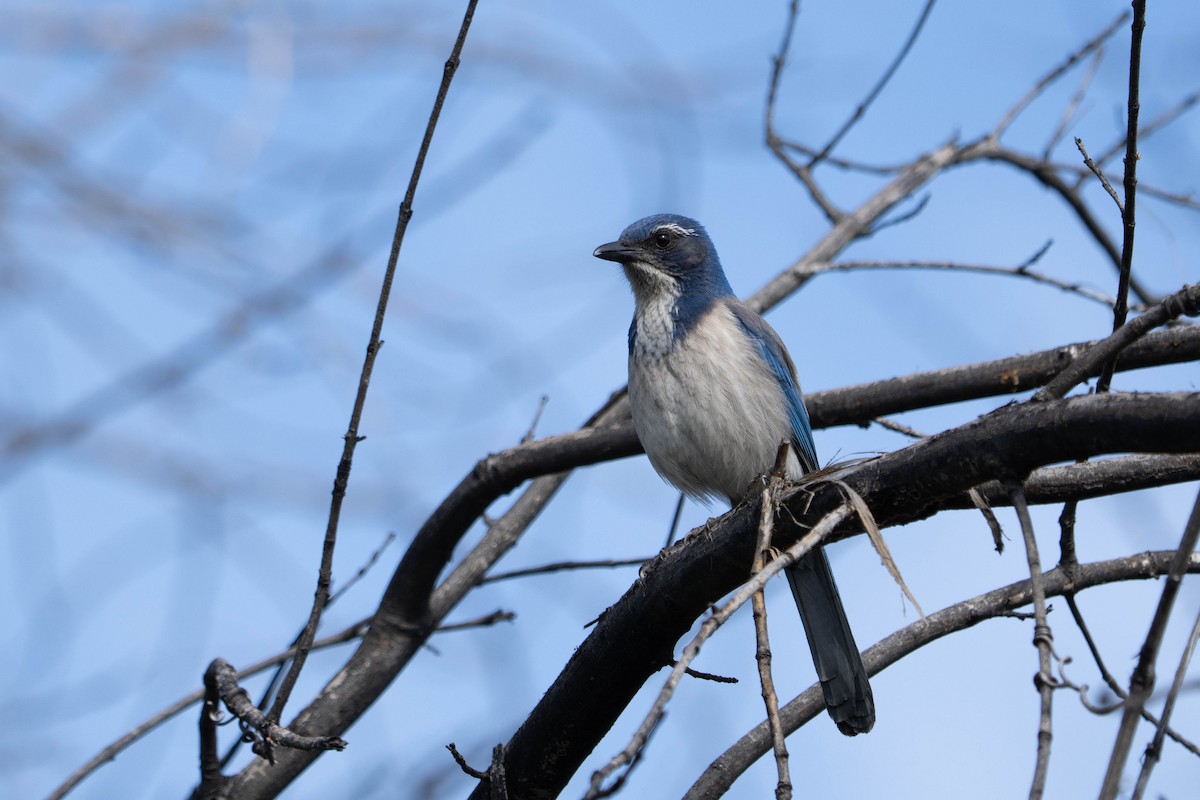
1008,482 -> 1055,799
469,392 -> 1200,800
684,550 -> 1200,800
1034,283 -> 1200,401
1100,486 -> 1200,799
1097,0 -> 1147,393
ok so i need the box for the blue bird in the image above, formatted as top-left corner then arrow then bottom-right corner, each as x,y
594,213 -> 874,735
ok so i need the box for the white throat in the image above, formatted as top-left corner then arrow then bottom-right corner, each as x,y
624,262 -> 679,362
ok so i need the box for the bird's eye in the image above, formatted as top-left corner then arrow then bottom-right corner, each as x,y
653,232 -> 672,249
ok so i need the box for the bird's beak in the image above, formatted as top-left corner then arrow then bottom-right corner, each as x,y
593,241 -> 638,263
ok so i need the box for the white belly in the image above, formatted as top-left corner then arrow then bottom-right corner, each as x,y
628,305 -> 800,503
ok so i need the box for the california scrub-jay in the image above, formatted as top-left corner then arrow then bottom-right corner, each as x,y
594,213 -> 874,735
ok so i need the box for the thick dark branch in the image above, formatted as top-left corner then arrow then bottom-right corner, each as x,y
470,392 -> 1200,800
946,454 -> 1200,510
214,329 -> 1199,798
685,550 -> 1200,800
813,325 -> 1200,426
212,319 -> 1197,799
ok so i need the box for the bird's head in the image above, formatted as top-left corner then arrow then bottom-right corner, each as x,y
593,214 -> 733,306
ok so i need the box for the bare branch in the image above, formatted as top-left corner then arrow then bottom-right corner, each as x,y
47,619 -> 368,800
1034,283 -> 1200,401
751,453 -> 792,800
871,416 -> 926,439
806,0 -> 937,168
435,610 -> 516,633
992,12 -> 1129,138
1090,85 -> 1200,170
583,506 -> 850,800
1130,606 -> 1200,798
749,138 -> 964,312
447,743 -> 488,780
520,395 -> 550,445
1065,595 -> 1200,758
816,325 -> 1200,427
1100,487 -> 1200,799
1008,482 -> 1055,800
765,0 -> 844,223
265,0 -> 481,727
480,558 -> 651,585
1043,48 -> 1104,159
473,393 -> 1200,800
1096,0 -> 1147,395
1076,136 -> 1124,211
804,250 -> 1129,311
956,455 -> 1200,513
206,659 -> 347,767
685,550 -> 1200,800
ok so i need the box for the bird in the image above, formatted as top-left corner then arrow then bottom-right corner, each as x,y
593,213 -> 874,736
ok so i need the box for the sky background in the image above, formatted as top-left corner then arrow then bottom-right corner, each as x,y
2,1 -> 1199,798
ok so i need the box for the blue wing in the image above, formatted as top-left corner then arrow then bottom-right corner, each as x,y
728,302 -> 819,473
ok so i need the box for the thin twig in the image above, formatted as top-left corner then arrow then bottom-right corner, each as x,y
1091,86 -> 1200,171
479,558 -> 651,585
684,550 -> 1200,800
803,253 -> 1127,311
222,531 -> 397,768
583,505 -> 852,800
807,0 -> 937,168
1064,595 -> 1200,757
871,416 -> 925,439
764,0 -> 843,223
683,667 -> 739,684
1075,137 -> 1123,211
265,0 -> 480,726
435,609 -> 516,633
665,493 -> 688,548
46,619 -> 369,800
448,743 -> 488,780
969,487 -> 1006,554
751,446 -> 792,800
865,194 -> 931,235
1130,607 -> 1200,799
779,141 -> 906,175
1033,282 -> 1200,401
1043,48 -> 1104,159
1096,0 -> 1146,395
993,12 -> 1130,138
520,395 -> 550,445
1008,482 -> 1055,800
1058,501 -> 1079,570
1100,487 -> 1200,799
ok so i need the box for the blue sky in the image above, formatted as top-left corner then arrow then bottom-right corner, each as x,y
2,1 -> 1198,798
